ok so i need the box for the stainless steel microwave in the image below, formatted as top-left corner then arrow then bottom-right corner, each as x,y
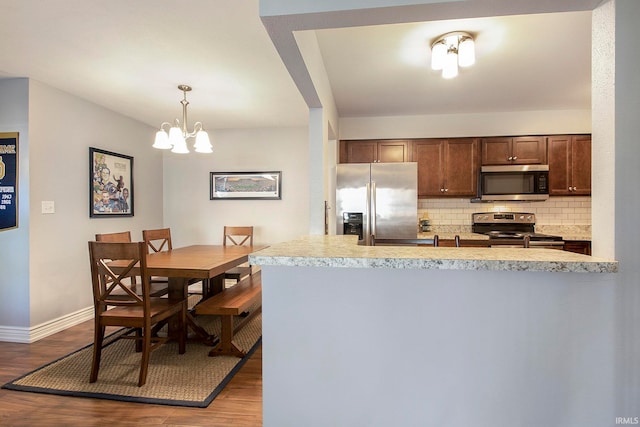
478,165 -> 549,201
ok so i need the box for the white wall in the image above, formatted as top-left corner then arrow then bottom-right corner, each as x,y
0,79 -> 164,341
27,81 -> 165,329
0,79 -> 30,330
609,0 -> 640,414
162,127 -> 309,246
339,109 -> 591,139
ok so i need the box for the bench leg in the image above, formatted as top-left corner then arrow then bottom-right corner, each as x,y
208,315 -> 246,358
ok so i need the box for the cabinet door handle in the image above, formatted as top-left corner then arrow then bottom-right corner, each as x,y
508,156 -> 513,161
444,188 -> 448,192
512,156 -> 517,161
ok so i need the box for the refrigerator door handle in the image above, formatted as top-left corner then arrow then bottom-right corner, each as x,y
365,182 -> 372,245
371,181 -> 377,239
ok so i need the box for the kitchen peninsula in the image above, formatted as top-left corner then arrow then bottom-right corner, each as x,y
251,235 -> 617,427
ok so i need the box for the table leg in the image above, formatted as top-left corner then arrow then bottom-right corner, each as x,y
208,315 -> 246,358
204,274 -> 225,299
168,277 -> 219,346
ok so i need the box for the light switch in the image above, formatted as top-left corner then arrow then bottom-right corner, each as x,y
41,201 -> 55,214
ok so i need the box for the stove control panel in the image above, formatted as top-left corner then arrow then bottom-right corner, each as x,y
472,212 -> 535,224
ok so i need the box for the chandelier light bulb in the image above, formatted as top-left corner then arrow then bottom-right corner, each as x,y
152,128 -> 171,149
194,129 -> 213,153
458,37 -> 475,67
442,50 -> 459,79
169,126 -> 189,153
431,41 -> 447,70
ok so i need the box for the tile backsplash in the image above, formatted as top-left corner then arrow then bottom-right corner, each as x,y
418,196 -> 591,227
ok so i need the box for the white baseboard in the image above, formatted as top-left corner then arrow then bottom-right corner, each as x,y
0,306 -> 94,343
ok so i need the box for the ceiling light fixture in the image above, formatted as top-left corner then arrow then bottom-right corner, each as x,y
152,84 -> 212,154
431,32 -> 475,79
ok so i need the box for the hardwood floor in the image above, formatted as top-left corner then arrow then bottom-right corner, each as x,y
0,319 -> 262,427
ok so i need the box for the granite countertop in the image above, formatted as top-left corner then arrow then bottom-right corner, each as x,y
249,235 -> 617,273
536,226 -> 591,241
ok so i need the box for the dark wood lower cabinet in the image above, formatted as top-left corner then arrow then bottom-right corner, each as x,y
563,241 -> 591,255
437,239 -> 459,247
439,239 -> 592,255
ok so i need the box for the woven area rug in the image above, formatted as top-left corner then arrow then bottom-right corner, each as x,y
2,311 -> 261,408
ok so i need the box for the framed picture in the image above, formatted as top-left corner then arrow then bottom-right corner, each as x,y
90,147 -> 134,217
210,171 -> 281,200
0,132 -> 19,231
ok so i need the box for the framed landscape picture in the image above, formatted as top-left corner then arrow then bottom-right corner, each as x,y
210,171 -> 281,200
90,147 -> 134,217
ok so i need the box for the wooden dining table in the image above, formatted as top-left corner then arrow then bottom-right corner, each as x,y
144,244 -> 266,344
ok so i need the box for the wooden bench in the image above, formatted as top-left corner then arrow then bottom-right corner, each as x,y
195,271 -> 262,357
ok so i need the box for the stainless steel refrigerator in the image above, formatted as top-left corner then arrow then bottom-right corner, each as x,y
336,162 -> 417,245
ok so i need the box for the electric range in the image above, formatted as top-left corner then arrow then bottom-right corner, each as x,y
471,212 -> 564,249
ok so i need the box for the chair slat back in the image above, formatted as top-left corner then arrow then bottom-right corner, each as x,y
223,226 -> 254,246
88,241 -> 150,309
142,228 -> 172,253
95,231 -> 138,291
95,231 -> 132,243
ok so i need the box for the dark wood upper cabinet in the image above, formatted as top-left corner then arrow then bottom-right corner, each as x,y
341,140 -> 409,163
548,135 -> 591,196
339,135 -> 589,199
413,138 -> 479,197
481,136 -> 547,165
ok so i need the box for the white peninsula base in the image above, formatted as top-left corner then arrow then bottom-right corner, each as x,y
253,237 -> 617,427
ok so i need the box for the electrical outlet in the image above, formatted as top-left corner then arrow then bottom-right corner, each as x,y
41,201 -> 55,214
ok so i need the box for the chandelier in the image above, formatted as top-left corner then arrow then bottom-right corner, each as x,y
152,84 -> 212,154
431,31 -> 475,79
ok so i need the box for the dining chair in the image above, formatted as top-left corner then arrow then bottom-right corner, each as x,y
88,241 -> 186,387
94,231 -> 168,298
142,228 -> 205,298
223,226 -> 255,284
142,228 -> 173,253
95,231 -> 132,243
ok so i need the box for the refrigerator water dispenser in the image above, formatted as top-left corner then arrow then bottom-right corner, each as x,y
343,212 -> 363,240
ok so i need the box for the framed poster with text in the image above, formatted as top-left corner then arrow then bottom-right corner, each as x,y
0,132 -> 18,231
90,147 -> 134,217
